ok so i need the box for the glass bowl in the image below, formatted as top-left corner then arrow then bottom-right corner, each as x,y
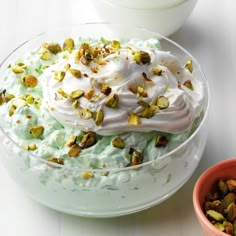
93,0 -> 198,36
0,23 -> 209,218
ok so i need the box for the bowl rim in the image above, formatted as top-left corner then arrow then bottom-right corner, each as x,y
0,22 -> 210,171
193,158 -> 236,236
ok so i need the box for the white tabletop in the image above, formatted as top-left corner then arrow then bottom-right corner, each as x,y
0,0 -> 235,235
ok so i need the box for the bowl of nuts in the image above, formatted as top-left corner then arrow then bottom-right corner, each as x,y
0,23 -> 209,217
193,158 -> 236,236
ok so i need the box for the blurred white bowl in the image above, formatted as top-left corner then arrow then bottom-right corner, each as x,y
93,0 -> 198,36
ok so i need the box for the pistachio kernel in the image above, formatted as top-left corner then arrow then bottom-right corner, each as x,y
156,96 -> 169,109
72,100 -> 79,109
54,70 -> 66,82
112,137 -> 125,149
84,87 -> 94,100
47,43 -> 62,55
8,105 -> 16,116
94,109 -> 104,126
66,136 -> 77,147
4,94 -> 15,103
21,75 -> 38,88
183,80 -> 193,90
218,179 -> 229,195
155,135 -> 169,147
78,108 -> 93,120
69,89 -> 84,99
81,53 -> 93,66
134,50 -> 151,65
47,157 -> 64,165
137,100 -> 150,108
101,37 -> 111,45
79,132 -> 97,149
82,171 -> 94,180
128,113 -> 141,126
63,38 -> 75,51
152,66 -> 164,76
223,193 -> 235,208
40,50 -> 51,60
206,210 -> 225,221
68,144 -> 81,157
136,86 -> 148,97
64,63 -> 71,71
141,106 -> 156,119
57,88 -> 68,98
29,125 -> 44,138
26,95 -> 34,104
104,93 -> 119,108
12,67 -> 25,74
69,68 -> 82,79
129,148 -> 144,167
226,180 -> 236,192
225,202 -> 236,222
111,40 -> 120,49
28,143 -> 37,151
185,60 -> 193,73
100,84 -> 112,96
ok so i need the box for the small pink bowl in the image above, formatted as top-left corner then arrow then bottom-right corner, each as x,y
193,158 -> 236,236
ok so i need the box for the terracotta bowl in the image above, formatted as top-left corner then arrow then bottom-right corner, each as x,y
193,158 -> 236,236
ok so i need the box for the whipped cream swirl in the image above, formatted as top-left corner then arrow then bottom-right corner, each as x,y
42,40 -> 204,135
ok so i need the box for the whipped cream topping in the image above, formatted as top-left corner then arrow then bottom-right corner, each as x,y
42,40 -> 204,135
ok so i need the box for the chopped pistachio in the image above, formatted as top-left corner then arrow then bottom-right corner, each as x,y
152,66 -> 164,76
68,144 -> 81,157
4,94 -> 15,103
12,67 -> 25,74
69,68 -> 82,79
57,88 -> 68,98
47,43 -> 62,54
79,132 -> 97,149
8,105 -> 16,116
183,80 -> 193,90
26,95 -> 34,104
155,135 -> 169,147
137,100 -> 150,108
47,157 -> 64,165
156,96 -> 169,109
133,50 -> 151,65
63,38 -> 75,51
136,86 -> 148,97
21,75 -> 38,88
129,148 -> 144,167
69,89 -> 84,99
112,137 -> 125,149
141,106 -> 156,119
84,87 -> 94,100
40,50 -> 51,60
64,63 -> 71,71
54,70 -> 66,82
104,93 -> 119,108
29,125 -> 44,138
128,113 -> 141,126
111,40 -> 120,49
206,210 -> 225,221
72,100 -> 79,109
78,108 -> 93,120
82,171 -> 94,180
94,109 -> 104,126
81,53 -> 93,66
101,37 -> 111,45
100,84 -> 111,96
66,136 -> 77,147
185,60 -> 193,73
28,143 -> 37,151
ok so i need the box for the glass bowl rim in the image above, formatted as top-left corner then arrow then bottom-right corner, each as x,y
0,22 -> 210,172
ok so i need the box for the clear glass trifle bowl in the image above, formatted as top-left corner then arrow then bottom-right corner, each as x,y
0,23 -> 209,218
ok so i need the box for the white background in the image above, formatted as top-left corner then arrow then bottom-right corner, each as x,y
0,0 -> 236,235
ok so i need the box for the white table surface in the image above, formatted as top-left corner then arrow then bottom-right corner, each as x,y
0,0 -> 235,235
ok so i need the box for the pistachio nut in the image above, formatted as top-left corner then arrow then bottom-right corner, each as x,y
47,156 -> 64,165
21,75 -> 38,88
185,60 -> 193,73
84,87 -> 94,100
100,84 -> 112,96
66,136 -> 77,147
47,43 -> 62,55
69,68 -> 82,79
183,80 -> 193,90
155,135 -> 169,148
104,93 -> 119,108
78,108 -> 93,120
79,132 -> 97,149
63,38 -> 75,51
94,109 -> 104,126
69,89 -> 84,99
128,113 -> 141,126
54,70 -> 66,82
57,88 -> 68,98
152,66 -> 164,76
29,125 -> 44,138
156,96 -> 169,110
68,144 -> 81,157
81,171 -> 94,180
133,50 -> 151,65
112,137 -> 125,149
